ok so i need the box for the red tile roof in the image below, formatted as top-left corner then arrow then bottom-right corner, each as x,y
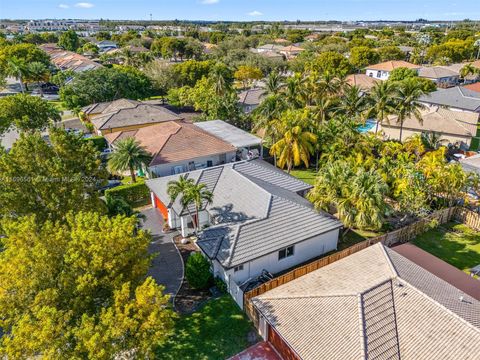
105,121 -> 236,166
463,82 -> 480,93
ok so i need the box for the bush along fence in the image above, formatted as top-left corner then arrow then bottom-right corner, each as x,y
243,206 -> 480,325
105,182 -> 150,207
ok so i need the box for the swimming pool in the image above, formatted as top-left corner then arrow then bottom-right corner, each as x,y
358,119 -> 377,133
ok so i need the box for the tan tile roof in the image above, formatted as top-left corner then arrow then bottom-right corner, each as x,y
105,121 -> 236,166
346,74 -> 380,90
385,106 -> 479,137
418,66 -> 459,79
253,243 -> 480,360
367,60 -> 421,72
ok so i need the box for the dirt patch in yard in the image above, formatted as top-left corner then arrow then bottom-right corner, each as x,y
173,234 -> 212,314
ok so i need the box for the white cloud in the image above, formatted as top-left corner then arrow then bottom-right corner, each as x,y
74,2 -> 94,8
58,4 -> 69,8
248,10 -> 263,16
200,0 -> 219,4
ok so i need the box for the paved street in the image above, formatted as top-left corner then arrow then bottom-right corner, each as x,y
142,207 -> 184,298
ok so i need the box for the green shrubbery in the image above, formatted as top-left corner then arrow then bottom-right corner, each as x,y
83,136 -> 107,152
105,181 -> 150,206
185,252 -> 213,289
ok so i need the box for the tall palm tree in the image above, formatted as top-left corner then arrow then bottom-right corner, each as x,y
262,71 -> 284,96
167,177 -> 213,233
210,66 -> 229,96
6,57 -> 29,93
394,78 -> 426,142
366,81 -> 397,134
421,131 -> 447,150
284,74 -> 306,108
108,138 -> 152,183
26,62 -> 50,97
460,63 -> 478,79
338,84 -> 368,120
270,124 -> 317,173
189,183 -> 214,232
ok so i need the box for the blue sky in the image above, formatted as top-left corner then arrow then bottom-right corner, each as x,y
2,0 -> 479,21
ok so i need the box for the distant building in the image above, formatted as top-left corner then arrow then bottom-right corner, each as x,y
419,86 -> 480,113
238,87 -> 264,113
365,60 -> 421,80
39,44 -> 102,73
345,73 -> 380,91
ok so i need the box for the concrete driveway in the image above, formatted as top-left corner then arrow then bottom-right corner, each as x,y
142,208 -> 183,299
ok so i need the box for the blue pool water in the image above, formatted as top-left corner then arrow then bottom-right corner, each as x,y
358,119 -> 377,133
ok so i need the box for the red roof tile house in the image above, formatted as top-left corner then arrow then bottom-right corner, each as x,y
104,121 -> 237,177
366,60 -> 421,80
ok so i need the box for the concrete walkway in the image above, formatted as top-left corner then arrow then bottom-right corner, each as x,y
142,207 -> 183,298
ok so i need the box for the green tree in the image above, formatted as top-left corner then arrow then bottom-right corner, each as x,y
338,84 -> 368,119
262,70 -> 284,96
4,56 -> 29,93
378,45 -> 405,61
388,67 -> 418,81
25,61 -> 50,95
306,51 -> 352,77
0,128 -> 107,222
393,78 -> 426,142
58,29 -> 80,51
234,65 -> 263,88
366,81 -> 397,134
185,253 -> 213,289
108,137 -> 152,183
0,212 -> 174,359
0,94 -> 60,133
349,46 -> 380,69
59,66 -> 154,109
270,117 -> 317,173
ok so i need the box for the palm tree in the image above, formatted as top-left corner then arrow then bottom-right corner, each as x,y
263,71 -> 284,96
167,177 -> 213,233
210,66 -> 229,96
284,74 -> 306,108
5,56 -> 29,93
189,183 -> 214,232
108,138 -> 152,183
270,124 -> 317,173
338,84 -> 368,120
366,81 -> 397,134
394,78 -> 426,142
460,63 -> 478,79
421,131 -> 447,150
26,62 -> 50,97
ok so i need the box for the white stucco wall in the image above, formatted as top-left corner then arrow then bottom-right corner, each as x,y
366,69 -> 390,80
149,152 -> 236,177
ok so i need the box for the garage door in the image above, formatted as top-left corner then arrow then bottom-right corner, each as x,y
268,324 -> 300,360
153,194 -> 169,220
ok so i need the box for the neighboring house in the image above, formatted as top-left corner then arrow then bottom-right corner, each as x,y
238,87 -> 264,113
194,120 -> 263,159
419,86 -> 480,113
382,106 -> 479,146
345,73 -> 380,91
418,66 -> 459,88
255,50 -> 285,61
463,82 -> 480,93
252,243 -> 480,360
82,98 -> 184,135
441,62 -> 480,84
279,45 -> 304,59
460,153 -> 480,175
365,60 -> 421,80
40,44 -> 102,73
146,160 -> 342,305
95,40 -> 118,53
104,120 -> 237,177
254,44 -> 285,53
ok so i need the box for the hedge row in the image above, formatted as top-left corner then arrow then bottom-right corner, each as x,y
83,136 -> 107,152
105,182 -> 150,206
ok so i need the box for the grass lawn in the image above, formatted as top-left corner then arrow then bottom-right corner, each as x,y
411,222 -> 480,273
289,168 -> 317,185
340,229 -> 383,250
156,296 -> 256,360
120,176 -> 145,185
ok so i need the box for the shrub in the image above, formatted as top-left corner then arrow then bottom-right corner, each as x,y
83,136 -> 107,152
105,182 -> 150,206
185,253 -> 213,290
214,277 -> 227,293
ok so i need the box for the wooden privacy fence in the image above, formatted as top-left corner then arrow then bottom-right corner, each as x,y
244,206 -> 479,323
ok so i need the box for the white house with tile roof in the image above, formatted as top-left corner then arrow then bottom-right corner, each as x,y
146,160 -> 343,306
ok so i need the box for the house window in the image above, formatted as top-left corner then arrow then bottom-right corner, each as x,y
234,264 -> 244,272
377,71 -> 381,78
278,246 -> 294,260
